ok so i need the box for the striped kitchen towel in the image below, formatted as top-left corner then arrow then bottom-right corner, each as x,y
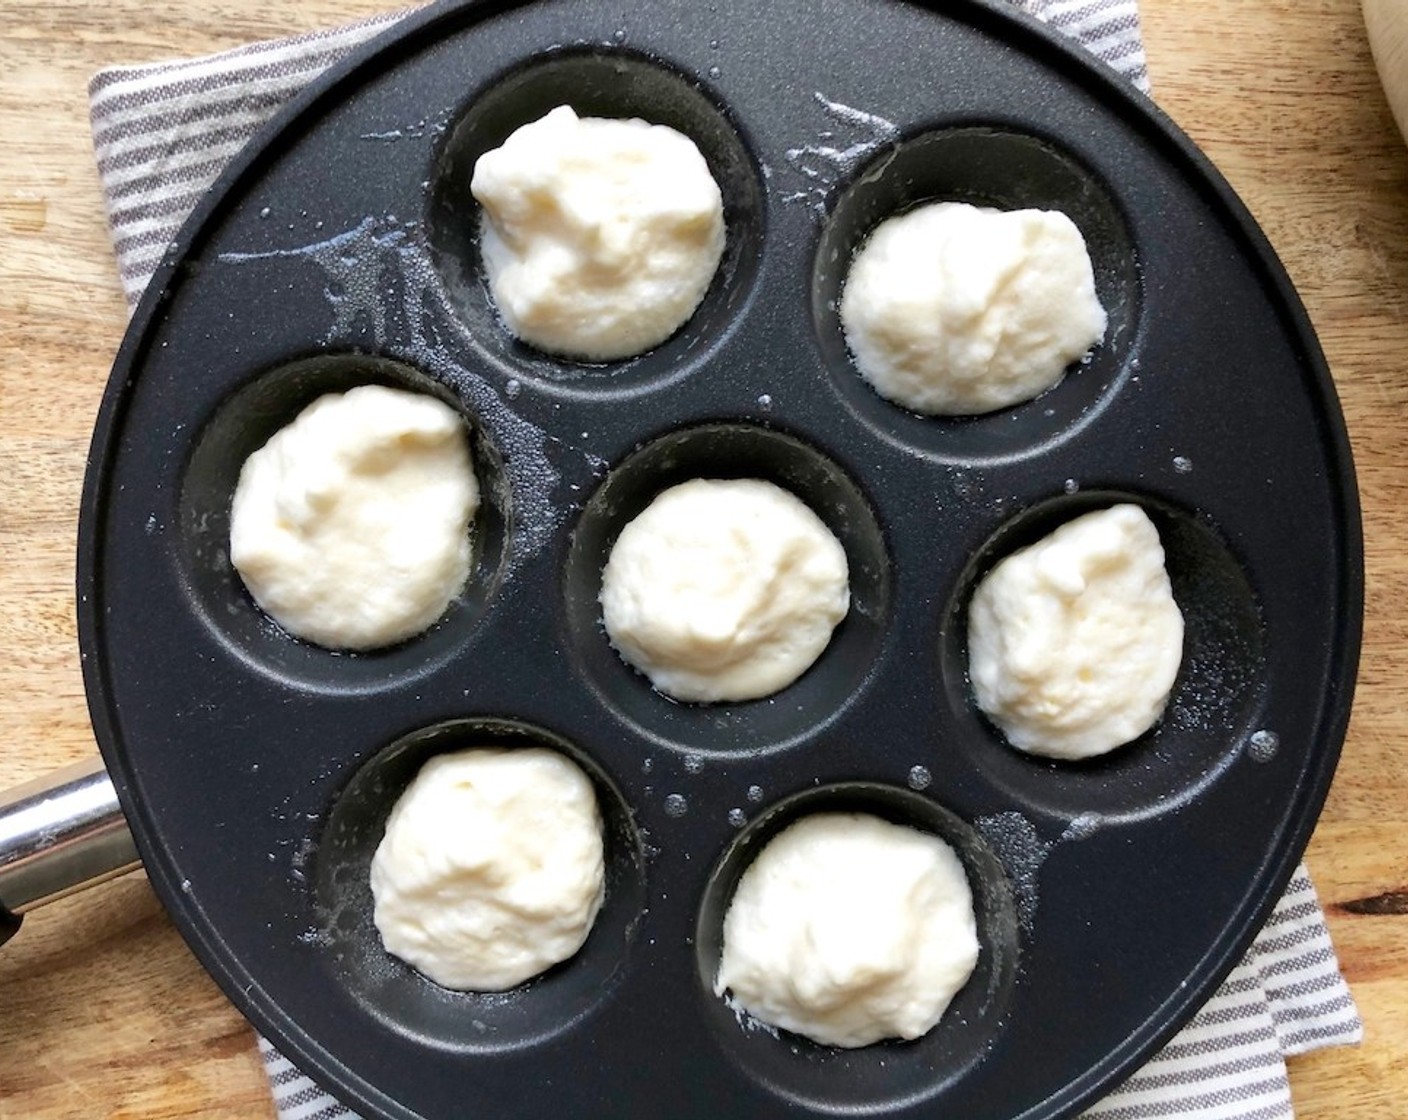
87,3 -> 1359,1119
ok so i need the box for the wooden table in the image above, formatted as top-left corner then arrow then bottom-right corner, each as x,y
2,1 -> 1405,1115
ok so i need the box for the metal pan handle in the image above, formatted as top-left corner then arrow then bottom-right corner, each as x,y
0,757 -> 140,947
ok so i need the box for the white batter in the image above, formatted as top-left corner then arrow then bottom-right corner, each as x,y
599,478 -> 850,703
968,504 -> 1185,760
714,812 -> 980,1048
839,201 -> 1107,415
229,384 -> 477,651
471,105 -> 726,361
370,747 -> 606,992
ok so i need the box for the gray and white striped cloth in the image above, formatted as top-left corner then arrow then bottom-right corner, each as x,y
88,3 -> 1359,1118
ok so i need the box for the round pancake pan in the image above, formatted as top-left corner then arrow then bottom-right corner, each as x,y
77,1 -> 1361,1117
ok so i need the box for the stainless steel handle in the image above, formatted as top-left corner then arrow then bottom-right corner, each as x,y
0,757 -> 141,944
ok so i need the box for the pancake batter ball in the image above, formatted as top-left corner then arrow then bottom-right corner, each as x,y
599,478 -> 850,703
370,747 -> 606,991
968,504 -> 1185,760
471,105 -> 726,361
839,201 -> 1107,415
714,812 -> 980,1048
229,384 -> 478,651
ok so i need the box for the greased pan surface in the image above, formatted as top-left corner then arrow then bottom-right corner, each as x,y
77,1 -> 1362,1118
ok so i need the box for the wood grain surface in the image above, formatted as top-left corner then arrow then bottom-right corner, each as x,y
1,0 -> 1405,1116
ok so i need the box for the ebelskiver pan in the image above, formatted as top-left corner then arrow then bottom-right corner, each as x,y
53,0 -> 1363,1118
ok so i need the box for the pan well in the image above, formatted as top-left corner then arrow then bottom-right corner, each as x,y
562,421 -> 892,758
812,126 -> 1142,465
938,490 -> 1268,823
311,716 -> 646,1052
426,46 -> 767,401
694,782 -> 1019,1113
176,354 -> 510,692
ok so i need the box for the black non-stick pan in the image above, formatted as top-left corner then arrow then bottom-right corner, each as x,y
1,1 -> 1362,1118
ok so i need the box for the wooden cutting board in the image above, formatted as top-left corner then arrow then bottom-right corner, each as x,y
2,0 -> 1406,1116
